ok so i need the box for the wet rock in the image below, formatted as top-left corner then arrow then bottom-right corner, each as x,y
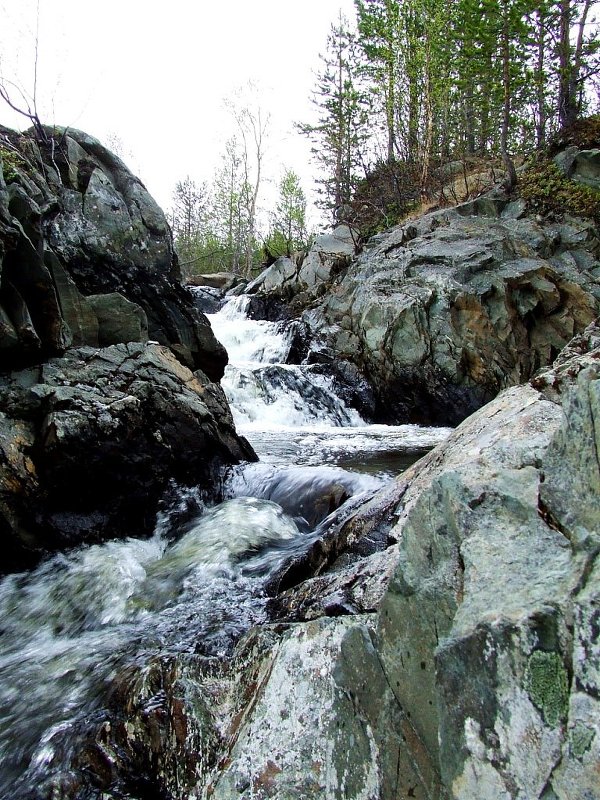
188,285 -> 226,314
59,326 -> 600,799
0,125 -> 227,379
78,655 -> 221,800
211,328 -> 600,800
0,343 -> 255,570
243,192 -> 598,425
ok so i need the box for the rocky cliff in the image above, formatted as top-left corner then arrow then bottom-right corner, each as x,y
0,127 -> 254,569
245,192 -> 599,425
0,125 -> 227,376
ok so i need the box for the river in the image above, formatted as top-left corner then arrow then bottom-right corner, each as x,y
0,296 -> 451,798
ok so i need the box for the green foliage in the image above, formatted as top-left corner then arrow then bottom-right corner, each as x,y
303,0 -> 600,219
298,13 -> 370,222
0,146 -> 25,182
524,650 -> 569,728
519,161 -> 600,222
264,169 -> 309,258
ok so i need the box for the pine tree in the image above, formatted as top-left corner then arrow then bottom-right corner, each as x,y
354,0 -> 401,163
298,13 -> 369,222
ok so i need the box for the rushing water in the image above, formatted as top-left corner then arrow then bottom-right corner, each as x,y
0,294 -> 451,797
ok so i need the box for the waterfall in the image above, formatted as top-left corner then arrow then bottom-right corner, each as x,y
0,294 -> 452,797
207,296 -> 362,429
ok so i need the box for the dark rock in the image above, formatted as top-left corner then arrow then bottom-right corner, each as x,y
0,125 -> 227,380
188,285 -> 226,314
86,292 -> 148,346
245,293 -> 293,322
77,655 -> 221,800
0,343 -> 256,571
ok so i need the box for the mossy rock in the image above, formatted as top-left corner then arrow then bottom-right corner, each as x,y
0,146 -> 25,183
519,161 -> 600,223
525,650 -> 569,728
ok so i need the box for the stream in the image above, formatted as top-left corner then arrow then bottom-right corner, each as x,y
0,296 -> 451,798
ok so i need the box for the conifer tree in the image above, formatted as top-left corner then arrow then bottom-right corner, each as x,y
298,13 -> 369,222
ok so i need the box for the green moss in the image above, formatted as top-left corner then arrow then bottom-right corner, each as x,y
0,146 -> 25,182
519,162 -> 600,223
525,650 -> 569,728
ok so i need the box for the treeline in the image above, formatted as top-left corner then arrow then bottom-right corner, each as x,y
169,99 -> 309,279
302,0 -> 599,227
171,0 -> 598,275
170,164 -> 308,280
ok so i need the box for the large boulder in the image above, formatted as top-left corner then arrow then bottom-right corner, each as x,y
207,321 -> 600,800
0,126 -> 227,378
245,224 -> 358,304
0,126 -> 255,571
66,322 -> 600,799
306,202 -> 599,424
0,342 -> 255,571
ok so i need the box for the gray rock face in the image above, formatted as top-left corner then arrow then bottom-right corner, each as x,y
69,323 -> 600,799
246,224 -> 358,301
0,342 -> 255,569
554,145 -> 600,190
246,200 -> 599,425
311,205 -> 599,424
0,125 -> 227,378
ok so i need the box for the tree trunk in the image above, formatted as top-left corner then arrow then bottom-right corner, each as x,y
500,0 -> 517,188
557,0 -> 592,129
535,8 -> 547,149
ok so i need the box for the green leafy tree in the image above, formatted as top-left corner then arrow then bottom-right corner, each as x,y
211,136 -> 247,274
265,169 -> 309,258
170,176 -> 211,272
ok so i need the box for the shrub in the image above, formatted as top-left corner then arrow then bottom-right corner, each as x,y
0,146 -> 25,183
349,158 -> 420,238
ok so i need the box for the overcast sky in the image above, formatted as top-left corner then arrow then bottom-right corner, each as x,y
0,0 -> 357,226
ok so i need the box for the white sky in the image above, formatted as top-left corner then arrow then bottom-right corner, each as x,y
0,0 -> 357,227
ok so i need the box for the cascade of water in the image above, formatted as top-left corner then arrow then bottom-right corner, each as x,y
0,292 -> 452,796
207,299 -> 363,429
208,297 -> 451,469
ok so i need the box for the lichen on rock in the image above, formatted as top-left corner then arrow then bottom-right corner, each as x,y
525,650 -> 570,727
